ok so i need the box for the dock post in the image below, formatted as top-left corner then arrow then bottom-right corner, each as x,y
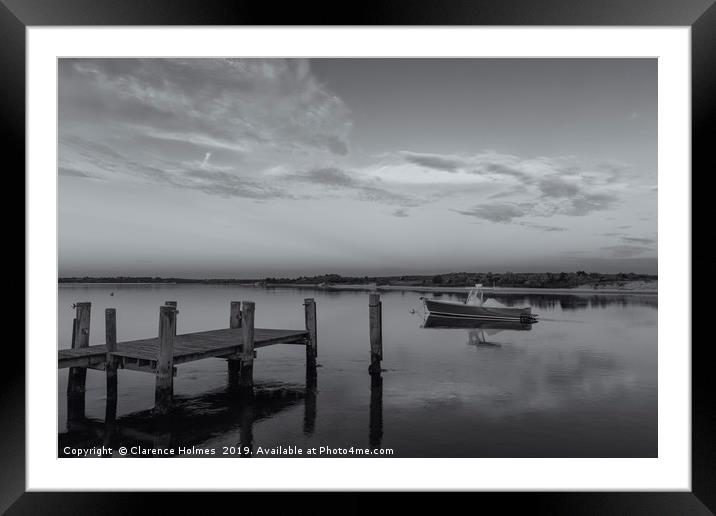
105,308 -> 118,422
160,301 -> 177,335
67,302 -> 91,421
368,293 -> 383,374
239,301 -> 255,390
304,298 -> 317,382
228,301 -> 242,384
155,305 -> 176,415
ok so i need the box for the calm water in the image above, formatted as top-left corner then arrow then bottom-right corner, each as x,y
58,284 -> 657,457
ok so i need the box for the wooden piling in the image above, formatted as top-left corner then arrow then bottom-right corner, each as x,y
304,298 -> 317,372
369,293 -> 383,374
159,301 -> 177,335
105,308 -> 118,422
239,301 -> 255,389
155,305 -> 176,415
67,302 -> 91,398
228,301 -> 242,383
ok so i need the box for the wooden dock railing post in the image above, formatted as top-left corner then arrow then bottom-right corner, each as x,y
155,305 -> 176,415
239,301 -> 255,390
368,293 -> 383,374
105,308 -> 118,422
68,302 -> 91,421
304,298 -> 317,375
228,301 -> 242,383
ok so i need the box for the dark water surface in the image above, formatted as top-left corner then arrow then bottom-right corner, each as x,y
58,285 -> 657,457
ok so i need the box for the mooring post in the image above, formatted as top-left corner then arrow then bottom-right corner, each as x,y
105,308 -> 118,422
239,301 -> 255,390
155,305 -> 176,415
304,298 -> 318,376
67,302 -> 91,421
228,301 -> 242,383
368,293 -> 383,374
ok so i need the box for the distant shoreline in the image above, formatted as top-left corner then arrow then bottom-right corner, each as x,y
59,282 -> 657,295
265,283 -> 658,295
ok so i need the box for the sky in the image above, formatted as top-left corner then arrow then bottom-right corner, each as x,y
58,58 -> 657,278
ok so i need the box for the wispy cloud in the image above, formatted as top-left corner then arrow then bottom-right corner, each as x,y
601,244 -> 653,258
286,167 -> 421,206
453,203 -> 527,223
401,151 -> 464,172
621,236 -> 656,245
59,58 -> 353,198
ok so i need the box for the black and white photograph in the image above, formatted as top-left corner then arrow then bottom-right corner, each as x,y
5,0 -> 712,509
57,57 -> 659,459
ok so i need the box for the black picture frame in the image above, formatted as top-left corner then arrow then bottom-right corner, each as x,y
4,0 -> 712,513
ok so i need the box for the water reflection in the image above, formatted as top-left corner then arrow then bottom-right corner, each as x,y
60,382 -> 313,457
419,292 -> 657,311
422,315 -> 534,347
369,372 -> 383,449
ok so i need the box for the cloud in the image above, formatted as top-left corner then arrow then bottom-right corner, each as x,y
401,151 -> 463,172
287,167 -> 421,207
519,222 -> 566,232
488,185 -> 528,199
453,203 -> 527,223
59,167 -> 97,178
178,168 -> 290,200
560,192 -> 619,216
621,236 -> 656,245
58,58 -> 353,197
601,245 -> 653,258
381,149 -> 631,222
538,177 -> 581,198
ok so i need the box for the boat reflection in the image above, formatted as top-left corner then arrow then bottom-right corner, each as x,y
422,315 -> 535,347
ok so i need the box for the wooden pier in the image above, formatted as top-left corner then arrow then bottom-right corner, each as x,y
59,299 -> 318,415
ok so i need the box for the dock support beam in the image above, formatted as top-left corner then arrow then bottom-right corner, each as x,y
155,305 -> 176,415
239,301 -> 255,390
105,308 -> 118,423
304,298 -> 317,385
67,302 -> 91,421
368,293 -> 383,375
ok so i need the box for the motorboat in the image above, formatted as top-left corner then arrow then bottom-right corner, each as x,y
420,284 -> 537,322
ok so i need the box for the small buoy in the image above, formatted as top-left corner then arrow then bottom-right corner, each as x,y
409,308 -> 416,314
110,292 -> 114,296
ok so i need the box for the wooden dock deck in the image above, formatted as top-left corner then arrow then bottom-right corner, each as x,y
60,299 -> 318,417
58,327 -> 309,370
